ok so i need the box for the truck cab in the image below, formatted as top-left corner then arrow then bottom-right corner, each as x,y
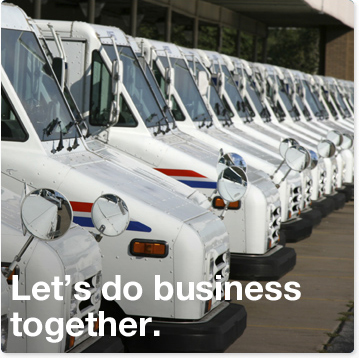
35,20 -> 298,280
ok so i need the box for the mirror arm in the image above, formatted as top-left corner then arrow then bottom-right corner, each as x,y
275,168 -> 292,188
219,202 -> 230,220
207,189 -> 218,202
270,159 -> 285,179
7,235 -> 35,277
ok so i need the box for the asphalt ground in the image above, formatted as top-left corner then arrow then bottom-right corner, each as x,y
225,201 -> 354,353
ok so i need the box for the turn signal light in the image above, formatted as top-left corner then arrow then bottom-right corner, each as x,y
130,239 -> 168,258
66,335 -> 75,351
212,197 -> 240,210
94,317 -> 99,332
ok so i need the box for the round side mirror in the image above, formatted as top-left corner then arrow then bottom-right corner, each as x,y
308,150 -> 318,170
21,188 -> 73,241
341,133 -> 353,150
317,139 -> 336,158
91,194 -> 129,237
217,166 -> 248,202
279,138 -> 299,158
326,130 -> 343,146
217,152 -> 247,175
285,145 -> 310,172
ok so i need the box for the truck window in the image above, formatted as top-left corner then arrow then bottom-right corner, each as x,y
1,89 -> 28,142
104,45 -> 166,128
1,29 -> 78,142
116,94 -> 138,127
90,51 -> 113,126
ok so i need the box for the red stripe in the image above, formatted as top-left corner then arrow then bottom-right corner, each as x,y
155,168 -> 207,178
70,201 -> 93,212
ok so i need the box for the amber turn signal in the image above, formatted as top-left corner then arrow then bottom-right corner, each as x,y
130,239 -> 168,258
212,196 -> 240,210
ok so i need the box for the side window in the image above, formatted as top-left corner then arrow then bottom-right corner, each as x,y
90,51 -> 112,126
1,89 -> 28,142
152,61 -> 166,99
115,95 -> 138,127
170,95 -> 185,121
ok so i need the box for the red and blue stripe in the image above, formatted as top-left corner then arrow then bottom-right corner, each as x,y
155,168 -> 216,189
70,201 -> 151,233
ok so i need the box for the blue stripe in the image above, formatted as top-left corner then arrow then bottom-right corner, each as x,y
127,221 -> 152,233
179,180 -> 217,189
73,216 -> 94,227
73,217 -> 152,233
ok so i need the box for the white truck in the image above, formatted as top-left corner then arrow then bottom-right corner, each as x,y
283,69 -> 354,200
1,185 -> 125,353
139,40 -> 315,241
261,64 -> 350,204
247,62 -> 346,211
1,3 -> 247,352
179,47 -> 323,229
35,20 -> 298,280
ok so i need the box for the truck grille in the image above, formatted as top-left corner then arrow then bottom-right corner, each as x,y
319,169 -> 326,197
208,250 -> 230,311
304,176 -> 313,208
290,185 -> 302,216
268,205 -> 281,247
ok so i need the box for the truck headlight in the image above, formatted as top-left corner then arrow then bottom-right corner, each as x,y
1,314 -> 8,352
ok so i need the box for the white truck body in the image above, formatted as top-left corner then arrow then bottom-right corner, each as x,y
248,62 -> 342,200
1,186 -> 105,353
1,4 -> 245,352
286,69 -> 354,186
185,48 -> 316,221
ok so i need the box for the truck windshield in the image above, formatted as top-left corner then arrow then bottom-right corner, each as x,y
157,56 -> 211,123
187,59 -> 230,123
241,69 -> 270,120
141,57 -> 175,123
332,87 -> 351,117
275,76 -> 300,119
302,80 -> 328,118
1,29 -> 77,141
105,45 -> 168,128
214,64 -> 249,120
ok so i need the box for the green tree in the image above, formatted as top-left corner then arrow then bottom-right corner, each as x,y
266,27 -> 319,74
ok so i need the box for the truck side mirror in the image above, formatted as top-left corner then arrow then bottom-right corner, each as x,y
109,59 -> 122,126
52,57 -> 65,90
21,188 -> 72,240
326,130 -> 343,147
7,188 -> 73,277
165,67 -> 174,98
285,145 -> 311,172
308,150 -> 318,170
91,194 -> 129,239
217,152 -> 247,175
341,133 -> 353,150
217,166 -> 248,203
317,139 -> 336,158
279,138 -> 299,158
197,71 -> 209,96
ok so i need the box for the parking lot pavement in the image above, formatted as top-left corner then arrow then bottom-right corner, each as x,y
226,201 -> 354,353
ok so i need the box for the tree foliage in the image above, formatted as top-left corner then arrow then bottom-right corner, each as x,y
266,27 -> 320,74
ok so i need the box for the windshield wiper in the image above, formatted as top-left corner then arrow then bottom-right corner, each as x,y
43,118 -> 59,137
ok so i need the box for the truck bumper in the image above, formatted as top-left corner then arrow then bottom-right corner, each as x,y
279,217 -> 312,243
229,246 -> 296,281
311,196 -> 335,218
325,192 -> 346,210
71,335 -> 125,353
124,302 -> 246,353
336,184 -> 354,202
300,208 -> 322,227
